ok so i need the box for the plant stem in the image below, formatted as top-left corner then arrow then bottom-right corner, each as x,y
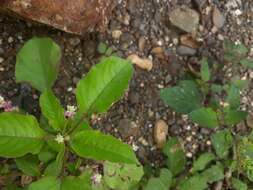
66,113 -> 88,135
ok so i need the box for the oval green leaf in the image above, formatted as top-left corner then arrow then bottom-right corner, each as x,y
160,80 -> 202,114
0,113 -> 45,158
189,107 -> 219,128
70,130 -> 138,164
76,56 -> 133,115
40,90 -> 66,132
16,37 -> 61,92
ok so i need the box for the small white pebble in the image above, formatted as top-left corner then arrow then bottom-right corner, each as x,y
8,37 -> 14,43
67,87 -> 73,92
186,152 -> 193,158
0,57 -> 4,63
186,136 -> 192,142
132,143 -> 139,151
206,140 -> 211,146
249,72 -> 253,79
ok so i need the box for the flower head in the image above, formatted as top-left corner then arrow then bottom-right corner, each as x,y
55,134 -> 64,144
65,105 -> 77,118
91,173 -> 102,185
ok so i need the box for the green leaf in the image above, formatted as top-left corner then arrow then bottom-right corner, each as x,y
160,80 -> 202,114
179,175 -> 207,190
16,37 -> 61,92
159,168 -> 172,188
240,59 -> 253,69
76,56 -> 133,116
44,145 -> 65,176
145,178 -> 167,190
97,42 -> 107,54
200,58 -> 210,82
237,138 -> 253,182
15,154 -> 40,176
231,178 -> 248,190
232,78 -> 249,90
211,84 -> 223,94
189,107 -> 219,128
38,145 -> 57,163
163,138 -> 186,176
104,161 -> 144,190
29,172 -> 92,190
224,110 -> 247,126
191,153 -> 215,173
70,130 -> 138,164
105,47 -> 113,56
226,85 -> 240,109
211,130 -> 233,159
0,113 -> 45,158
40,90 -> 66,132
28,176 -> 61,190
201,164 -> 224,183
61,171 -> 92,190
224,40 -> 248,62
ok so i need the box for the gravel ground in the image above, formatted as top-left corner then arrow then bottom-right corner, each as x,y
0,0 -> 253,188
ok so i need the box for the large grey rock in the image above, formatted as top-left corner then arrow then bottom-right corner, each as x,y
169,7 -> 200,33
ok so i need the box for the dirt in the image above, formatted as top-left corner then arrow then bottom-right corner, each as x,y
0,0 -> 253,188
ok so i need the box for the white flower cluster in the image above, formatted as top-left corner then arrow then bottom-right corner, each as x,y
91,173 -> 102,185
65,105 -> 77,118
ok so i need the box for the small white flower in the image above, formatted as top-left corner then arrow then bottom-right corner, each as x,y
91,173 -> 102,185
55,134 -> 64,144
65,105 -> 77,118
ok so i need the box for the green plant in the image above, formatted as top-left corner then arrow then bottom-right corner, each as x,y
0,37 -> 142,189
158,40 -> 253,189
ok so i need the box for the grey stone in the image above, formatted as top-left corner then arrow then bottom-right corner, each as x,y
118,119 -> 139,139
177,45 -> 197,56
212,8 -> 225,28
169,7 -> 199,33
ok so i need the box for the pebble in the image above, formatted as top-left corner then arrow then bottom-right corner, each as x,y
112,29 -> 122,40
212,7 -> 225,28
0,57 -> 4,63
69,37 -> 80,46
128,54 -> 153,71
177,45 -> 197,56
169,7 -> 199,33
8,36 -> 14,43
180,34 -> 200,49
139,137 -> 149,146
138,37 -> 146,52
186,152 -> 193,158
118,119 -> 139,139
154,120 -> 169,148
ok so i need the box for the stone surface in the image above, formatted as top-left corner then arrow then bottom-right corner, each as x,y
128,54 -> 153,71
212,7 -> 225,28
118,119 -> 139,139
169,7 -> 200,33
180,34 -> 200,49
1,0 -> 114,34
177,45 -> 197,56
154,120 -> 169,148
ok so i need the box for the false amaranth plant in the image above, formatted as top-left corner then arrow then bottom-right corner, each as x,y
0,38 -> 144,189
